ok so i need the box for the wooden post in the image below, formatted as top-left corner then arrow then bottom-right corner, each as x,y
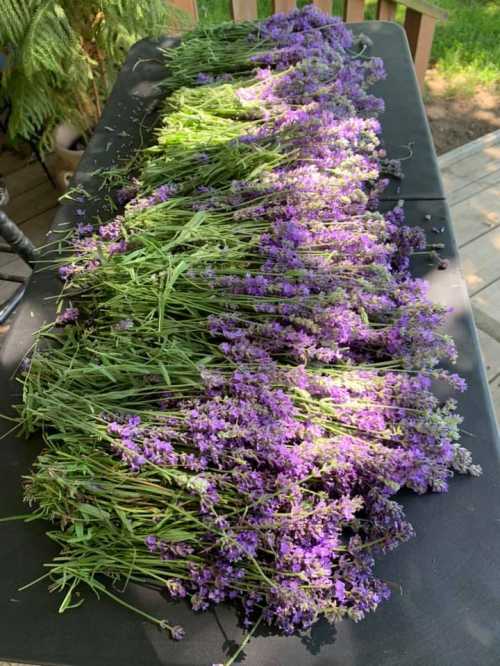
168,0 -> 198,21
313,0 -> 332,14
231,0 -> 257,21
273,0 -> 297,12
343,0 -> 365,22
404,8 -> 436,89
376,0 -> 397,20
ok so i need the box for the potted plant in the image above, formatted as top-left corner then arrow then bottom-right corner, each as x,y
0,0 -> 179,188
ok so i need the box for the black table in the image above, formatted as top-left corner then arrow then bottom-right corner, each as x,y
1,22 -> 499,666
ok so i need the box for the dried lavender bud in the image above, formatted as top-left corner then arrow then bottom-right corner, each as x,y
356,33 -> 373,48
438,258 -> 449,270
170,625 -> 186,641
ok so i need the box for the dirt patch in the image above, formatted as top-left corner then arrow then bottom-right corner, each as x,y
424,69 -> 500,155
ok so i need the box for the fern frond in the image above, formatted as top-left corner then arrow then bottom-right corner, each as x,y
0,0 -> 32,44
21,0 -> 80,81
1,0 -> 177,150
6,71 -> 58,141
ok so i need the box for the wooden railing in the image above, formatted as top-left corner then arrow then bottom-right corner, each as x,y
169,0 -> 447,89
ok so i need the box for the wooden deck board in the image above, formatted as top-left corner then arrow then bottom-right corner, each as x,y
439,129 -> 500,429
0,280 -> 21,309
0,254 -> 30,277
19,205 -> 58,246
0,148 -> 34,175
0,206 -> 58,274
4,162 -> 48,199
4,178 -> 58,225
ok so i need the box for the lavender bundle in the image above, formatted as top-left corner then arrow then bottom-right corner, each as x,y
17,6 -> 480,649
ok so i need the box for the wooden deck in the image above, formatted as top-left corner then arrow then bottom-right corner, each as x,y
0,148 -> 59,308
439,130 -> 500,426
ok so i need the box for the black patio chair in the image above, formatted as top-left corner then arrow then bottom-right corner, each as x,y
0,179 -> 37,323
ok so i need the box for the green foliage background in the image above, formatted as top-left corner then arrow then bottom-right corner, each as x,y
0,0 -> 174,150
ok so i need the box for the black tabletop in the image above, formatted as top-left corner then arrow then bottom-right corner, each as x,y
1,22 -> 499,666
368,22 -> 446,201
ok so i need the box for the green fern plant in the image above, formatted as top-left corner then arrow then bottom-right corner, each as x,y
0,0 -> 179,152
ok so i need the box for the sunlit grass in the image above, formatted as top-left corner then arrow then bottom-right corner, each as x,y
431,0 -> 500,89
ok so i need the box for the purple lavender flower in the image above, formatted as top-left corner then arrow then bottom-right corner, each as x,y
108,239 -> 128,255
99,220 -> 122,241
149,183 -> 178,204
334,580 -> 346,603
55,307 -> 79,326
196,72 -> 214,85
116,179 -> 139,206
169,625 -> 185,641
58,264 -> 77,281
166,579 -> 187,599
235,531 -> 258,558
76,223 -> 94,236
19,356 -> 32,373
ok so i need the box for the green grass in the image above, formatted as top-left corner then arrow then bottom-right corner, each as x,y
431,0 -> 500,89
195,0 -> 500,91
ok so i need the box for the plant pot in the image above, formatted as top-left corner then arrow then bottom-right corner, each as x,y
52,122 -> 86,192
